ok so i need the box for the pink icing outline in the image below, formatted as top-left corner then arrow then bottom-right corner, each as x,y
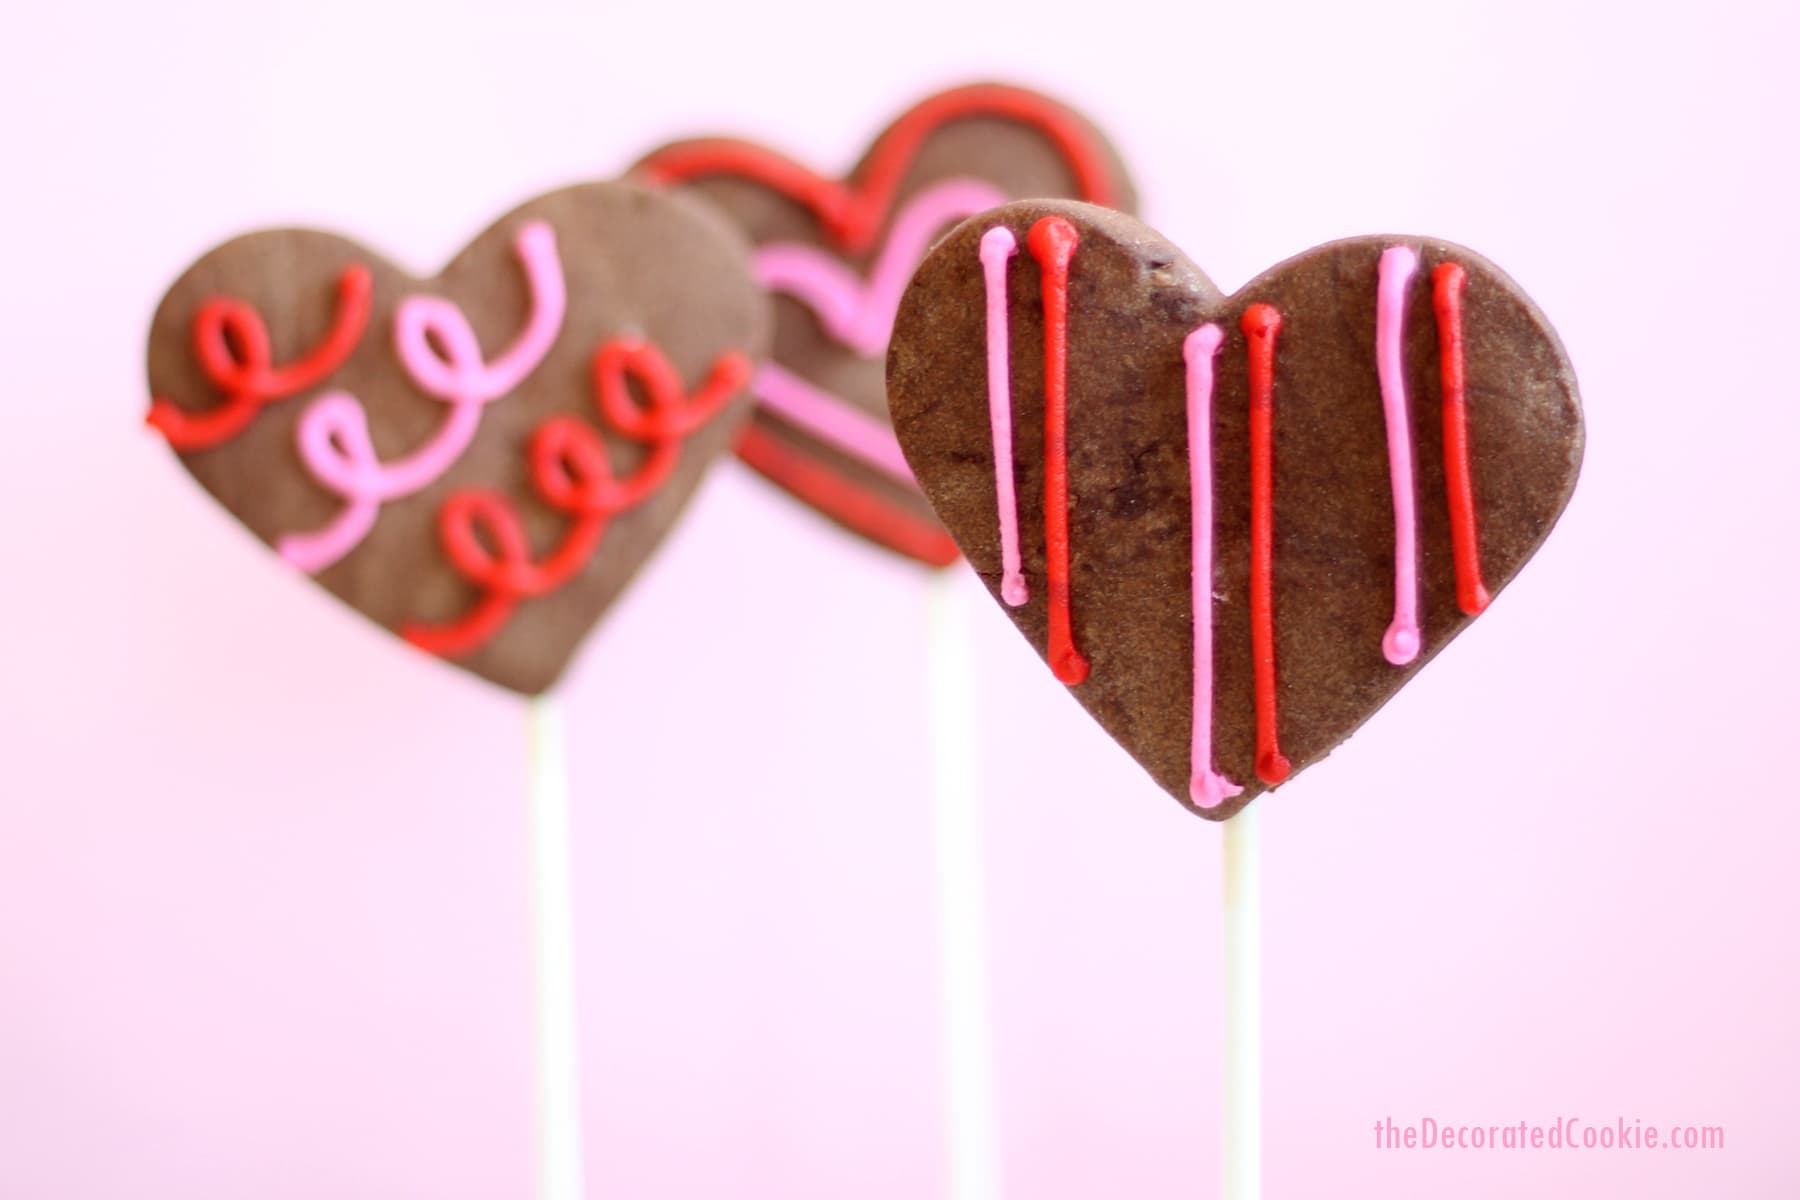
757,178 -> 1009,354
1183,325 -> 1242,809
750,178 -> 1008,477
277,220 -> 566,574
1375,245 -> 1421,665
978,226 -> 1027,606
752,362 -> 915,482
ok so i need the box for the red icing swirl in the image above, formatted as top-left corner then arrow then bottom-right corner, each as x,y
148,265 -> 373,451
403,337 -> 750,658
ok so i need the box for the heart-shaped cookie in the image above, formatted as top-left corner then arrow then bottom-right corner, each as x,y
633,83 -> 1137,565
890,201 -> 1583,819
146,182 -> 768,694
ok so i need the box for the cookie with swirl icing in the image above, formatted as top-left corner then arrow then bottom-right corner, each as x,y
146,181 -> 768,694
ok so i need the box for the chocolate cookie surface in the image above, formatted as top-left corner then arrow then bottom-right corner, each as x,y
147,181 -> 768,694
890,201 -> 1583,819
634,83 -> 1137,565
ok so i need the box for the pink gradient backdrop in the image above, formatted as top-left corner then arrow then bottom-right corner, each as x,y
3,0 -> 1796,1195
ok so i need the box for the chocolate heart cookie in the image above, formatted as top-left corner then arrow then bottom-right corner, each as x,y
146,181 -> 768,694
633,83 -> 1137,565
890,201 -> 1583,819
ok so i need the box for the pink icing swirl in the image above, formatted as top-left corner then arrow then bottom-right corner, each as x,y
277,220 -> 566,574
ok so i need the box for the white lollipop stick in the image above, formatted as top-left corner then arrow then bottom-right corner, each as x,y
527,695 -> 584,1200
1223,803 -> 1262,1200
927,570 -> 1004,1200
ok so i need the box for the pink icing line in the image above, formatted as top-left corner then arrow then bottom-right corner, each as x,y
978,226 -> 1027,607
756,178 -> 1010,356
1183,325 -> 1242,809
1375,245 -> 1421,665
277,220 -> 566,574
753,362 -> 915,482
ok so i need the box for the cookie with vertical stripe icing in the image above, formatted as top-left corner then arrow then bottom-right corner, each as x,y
888,200 -> 1583,820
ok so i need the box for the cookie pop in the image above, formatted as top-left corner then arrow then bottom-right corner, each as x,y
145,180 -> 770,1200
635,86 -> 1143,1200
891,199 -> 1584,1199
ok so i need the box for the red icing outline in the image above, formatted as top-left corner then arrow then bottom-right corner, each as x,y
638,83 -> 1125,566
1432,262 -> 1491,616
1028,216 -> 1089,687
147,265 -> 374,451
637,83 -> 1121,255
1242,303 -> 1291,786
403,338 -> 751,659
734,426 -> 959,566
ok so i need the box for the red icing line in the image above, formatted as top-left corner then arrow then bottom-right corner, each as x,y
1432,262 -> 1491,616
1242,303 -> 1291,785
403,339 -> 751,658
734,426 -> 960,566
147,265 -> 374,451
1027,216 -> 1089,687
637,83 -> 1121,255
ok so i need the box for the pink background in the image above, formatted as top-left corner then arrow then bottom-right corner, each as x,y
3,0 -> 1797,1196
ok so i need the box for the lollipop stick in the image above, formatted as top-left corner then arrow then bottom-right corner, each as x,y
926,570 -> 1003,1200
527,694 -> 584,1200
1222,802 -> 1262,1199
